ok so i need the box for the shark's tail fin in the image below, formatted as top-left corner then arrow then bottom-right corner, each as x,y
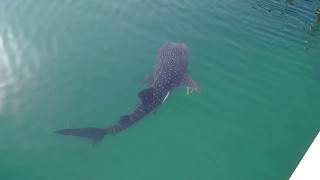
54,127 -> 107,146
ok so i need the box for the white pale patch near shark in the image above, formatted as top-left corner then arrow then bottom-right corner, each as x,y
185,87 -> 194,96
162,91 -> 170,103
180,73 -> 201,92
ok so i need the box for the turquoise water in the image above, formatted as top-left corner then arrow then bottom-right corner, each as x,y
0,0 -> 320,179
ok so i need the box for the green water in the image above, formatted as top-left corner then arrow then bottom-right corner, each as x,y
0,0 -> 320,179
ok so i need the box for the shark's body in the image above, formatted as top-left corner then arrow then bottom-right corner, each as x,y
55,42 -> 201,145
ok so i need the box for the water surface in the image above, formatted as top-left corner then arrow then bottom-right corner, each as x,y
0,0 -> 320,179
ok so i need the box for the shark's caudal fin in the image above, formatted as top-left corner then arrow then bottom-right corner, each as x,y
54,127 -> 107,146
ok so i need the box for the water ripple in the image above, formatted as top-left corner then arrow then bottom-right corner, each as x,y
249,0 -> 320,49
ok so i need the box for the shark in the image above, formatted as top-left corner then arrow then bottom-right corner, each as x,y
55,42 -> 201,145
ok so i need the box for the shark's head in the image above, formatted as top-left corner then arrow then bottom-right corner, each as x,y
157,42 -> 189,64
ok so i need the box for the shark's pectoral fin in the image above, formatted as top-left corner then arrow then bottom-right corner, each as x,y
140,72 -> 154,86
180,73 -> 201,93
138,87 -> 156,105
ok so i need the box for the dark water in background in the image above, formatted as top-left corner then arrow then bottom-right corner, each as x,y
0,0 -> 319,179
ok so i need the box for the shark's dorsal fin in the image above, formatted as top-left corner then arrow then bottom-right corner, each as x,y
138,88 -> 156,105
180,73 -> 201,92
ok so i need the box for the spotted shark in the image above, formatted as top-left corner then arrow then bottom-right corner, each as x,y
55,42 -> 201,145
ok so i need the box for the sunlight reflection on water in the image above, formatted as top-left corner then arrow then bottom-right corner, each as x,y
0,25 -> 40,113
